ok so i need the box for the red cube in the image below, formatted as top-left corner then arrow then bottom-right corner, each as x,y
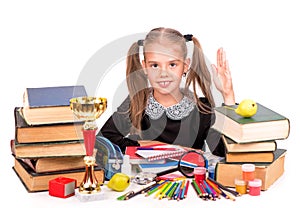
49,177 -> 76,198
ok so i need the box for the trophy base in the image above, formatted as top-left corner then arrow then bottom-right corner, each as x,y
79,156 -> 102,194
78,182 -> 101,194
75,189 -> 105,202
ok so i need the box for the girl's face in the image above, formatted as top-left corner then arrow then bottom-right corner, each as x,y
142,44 -> 190,99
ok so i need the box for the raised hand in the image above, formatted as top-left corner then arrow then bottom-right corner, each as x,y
211,48 -> 235,105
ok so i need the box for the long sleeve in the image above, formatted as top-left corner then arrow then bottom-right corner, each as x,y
97,96 -> 140,152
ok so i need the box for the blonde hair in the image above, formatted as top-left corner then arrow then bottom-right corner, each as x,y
126,27 -> 214,134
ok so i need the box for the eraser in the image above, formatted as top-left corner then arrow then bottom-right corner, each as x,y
49,177 -> 76,198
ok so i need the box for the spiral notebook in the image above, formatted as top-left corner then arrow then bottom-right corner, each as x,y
135,144 -> 187,161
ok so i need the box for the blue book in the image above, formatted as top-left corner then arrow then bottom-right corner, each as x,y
22,85 -> 87,125
139,161 -> 178,169
138,160 -> 178,174
25,85 -> 87,108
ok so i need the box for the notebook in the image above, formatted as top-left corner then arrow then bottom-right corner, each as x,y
135,144 -> 187,161
124,145 -> 166,164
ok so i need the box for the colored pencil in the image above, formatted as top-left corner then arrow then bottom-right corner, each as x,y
172,181 -> 182,200
184,180 -> 190,198
222,189 -> 236,201
202,180 -> 217,200
158,182 -> 172,200
195,180 -> 207,198
191,180 -> 201,198
179,180 -> 187,200
155,182 -> 169,198
165,182 -> 176,198
145,180 -> 168,196
207,177 -> 240,197
168,182 -> 179,199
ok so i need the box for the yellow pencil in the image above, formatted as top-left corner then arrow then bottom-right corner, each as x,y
222,189 -> 236,201
159,182 -> 172,200
155,182 -> 169,199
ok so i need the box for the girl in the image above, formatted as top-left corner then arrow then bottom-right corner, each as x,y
98,27 -> 235,156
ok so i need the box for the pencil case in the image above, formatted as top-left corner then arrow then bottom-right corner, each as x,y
95,136 -> 123,180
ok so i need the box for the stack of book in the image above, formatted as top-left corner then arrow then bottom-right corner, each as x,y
11,85 -> 104,192
211,102 -> 290,190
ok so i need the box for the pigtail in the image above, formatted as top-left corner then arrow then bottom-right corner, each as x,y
126,42 -> 149,134
186,37 -> 215,112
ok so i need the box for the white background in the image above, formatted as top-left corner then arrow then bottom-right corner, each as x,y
0,0 -> 299,208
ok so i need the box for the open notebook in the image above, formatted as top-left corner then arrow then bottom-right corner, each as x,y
135,144 -> 187,161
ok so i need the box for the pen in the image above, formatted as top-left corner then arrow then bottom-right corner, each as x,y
117,191 -> 134,200
125,181 -> 158,200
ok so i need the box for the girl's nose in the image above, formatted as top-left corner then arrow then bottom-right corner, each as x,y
159,65 -> 168,77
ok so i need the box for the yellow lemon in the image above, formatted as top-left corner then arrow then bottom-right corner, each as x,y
235,99 -> 258,117
107,173 -> 130,192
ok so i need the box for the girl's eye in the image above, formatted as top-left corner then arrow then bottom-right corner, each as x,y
151,64 -> 159,69
170,63 -> 177,68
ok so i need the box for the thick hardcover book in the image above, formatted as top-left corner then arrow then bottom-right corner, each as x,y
15,107 -> 84,143
215,149 -> 287,190
11,139 -> 86,159
21,156 -> 86,173
224,148 -> 284,163
222,135 -> 277,153
212,103 -> 290,143
13,157 -> 104,192
22,85 -> 87,125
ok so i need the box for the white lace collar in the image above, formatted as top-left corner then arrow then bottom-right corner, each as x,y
145,91 -> 196,120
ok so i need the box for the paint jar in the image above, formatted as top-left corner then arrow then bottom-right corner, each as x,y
208,166 -> 215,179
242,164 -> 255,182
234,178 -> 247,195
194,167 -> 206,182
248,179 -> 262,196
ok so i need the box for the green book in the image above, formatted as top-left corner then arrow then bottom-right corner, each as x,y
212,103 -> 290,143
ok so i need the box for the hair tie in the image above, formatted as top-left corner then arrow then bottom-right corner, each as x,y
184,34 -> 193,42
137,39 -> 144,46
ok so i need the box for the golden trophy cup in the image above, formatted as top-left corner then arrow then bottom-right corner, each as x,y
70,96 -> 107,195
